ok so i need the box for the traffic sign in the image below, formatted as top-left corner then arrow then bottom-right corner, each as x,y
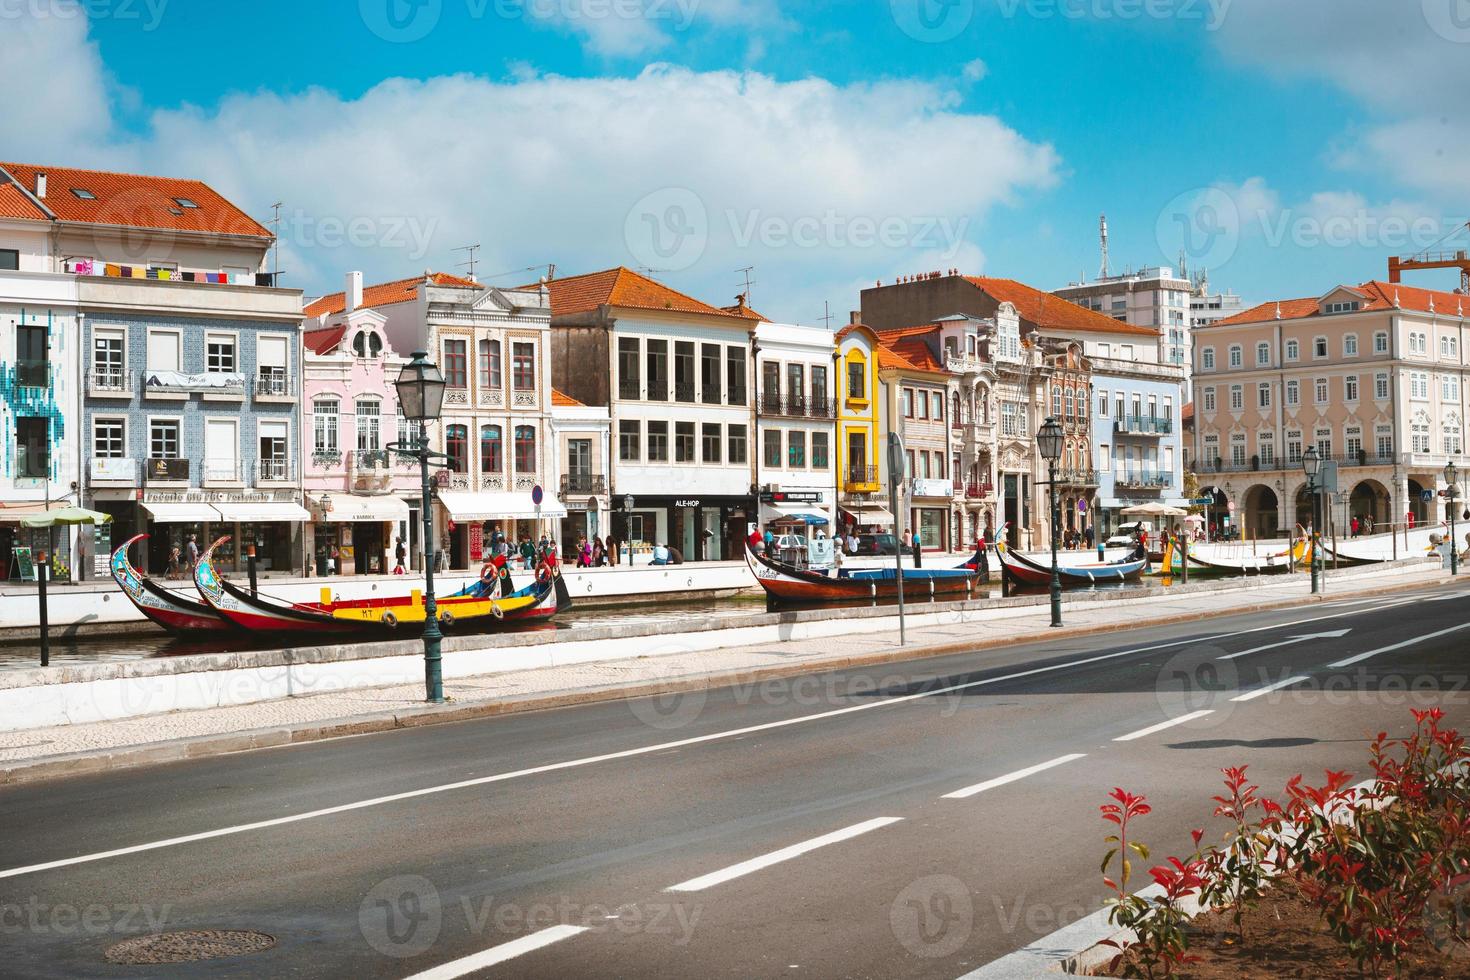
531,484 -> 544,506
1227,500 -> 1236,512
1190,497 -> 1213,505
1077,499 -> 1087,512
1421,489 -> 1435,503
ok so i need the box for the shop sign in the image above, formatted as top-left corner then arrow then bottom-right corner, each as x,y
146,458 -> 190,481
910,478 -> 954,498
760,491 -> 823,504
673,499 -> 701,508
144,488 -> 300,504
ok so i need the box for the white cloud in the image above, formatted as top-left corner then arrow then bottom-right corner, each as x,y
1211,0 -> 1470,202
961,59 -> 988,82
0,21 -> 1059,320
0,13 -> 112,161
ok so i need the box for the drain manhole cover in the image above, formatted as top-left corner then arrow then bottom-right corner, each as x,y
104,930 -> 276,965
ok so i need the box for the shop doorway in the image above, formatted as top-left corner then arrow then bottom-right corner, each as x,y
352,522 -> 385,574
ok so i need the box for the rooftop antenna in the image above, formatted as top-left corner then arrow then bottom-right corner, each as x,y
819,301 -> 834,329
454,244 -> 481,281
267,202 -> 283,285
1177,246 -> 1188,280
736,266 -> 755,304
1099,213 -> 1110,279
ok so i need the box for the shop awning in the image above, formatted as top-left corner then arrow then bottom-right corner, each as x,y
760,503 -> 830,526
840,504 -> 895,529
142,502 -> 222,523
313,493 -> 411,522
437,491 -> 569,521
213,501 -> 312,523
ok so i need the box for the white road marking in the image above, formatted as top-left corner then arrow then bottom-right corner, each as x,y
401,925 -> 588,979
942,754 -> 1088,799
1231,676 -> 1310,702
1216,629 -> 1351,660
1328,622 -> 1470,668
0,591 -> 1437,881
1113,710 -> 1214,742
665,817 -> 903,892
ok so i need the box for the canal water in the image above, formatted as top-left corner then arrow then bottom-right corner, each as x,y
2,575 -> 1184,670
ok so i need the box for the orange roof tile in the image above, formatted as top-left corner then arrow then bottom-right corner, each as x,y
535,267 -> 745,320
963,276 -> 1161,338
720,294 -> 768,321
1208,280 -> 1470,328
0,182 -> 46,221
876,343 -> 919,371
1182,402 -> 1194,422
887,336 -> 945,372
551,388 -> 584,407
305,272 -> 482,317
0,161 -> 271,238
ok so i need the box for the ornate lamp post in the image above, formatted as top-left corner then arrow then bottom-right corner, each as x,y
1303,446 -> 1322,594
393,351 -> 448,703
1446,460 -> 1460,576
1037,416 -> 1064,627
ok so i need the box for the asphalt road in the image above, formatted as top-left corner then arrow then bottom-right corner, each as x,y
3,580 -> 1469,979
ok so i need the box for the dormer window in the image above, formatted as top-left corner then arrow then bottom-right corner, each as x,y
70,188 -> 96,200
351,330 -> 383,358
1325,301 -> 1360,314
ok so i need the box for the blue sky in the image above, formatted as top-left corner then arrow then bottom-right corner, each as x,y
12,1 -> 1470,317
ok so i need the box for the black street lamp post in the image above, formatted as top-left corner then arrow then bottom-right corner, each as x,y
393,351 -> 448,703
1446,460 -> 1460,576
1037,416 -> 1064,627
1303,446 -> 1322,594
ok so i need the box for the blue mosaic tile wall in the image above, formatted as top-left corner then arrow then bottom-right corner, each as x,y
0,307 -> 69,484
82,313 -> 300,485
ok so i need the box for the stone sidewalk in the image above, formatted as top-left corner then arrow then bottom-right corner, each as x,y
0,563 -> 1449,784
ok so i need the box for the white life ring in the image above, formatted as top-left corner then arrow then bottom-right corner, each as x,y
381,610 -> 398,628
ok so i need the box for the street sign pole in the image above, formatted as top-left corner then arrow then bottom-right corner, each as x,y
887,432 -> 906,646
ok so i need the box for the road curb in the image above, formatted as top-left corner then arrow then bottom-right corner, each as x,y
0,573 -> 1449,786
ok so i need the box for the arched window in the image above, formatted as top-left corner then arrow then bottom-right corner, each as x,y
351,330 -> 383,358
355,397 -> 381,451
514,425 -> 535,472
352,332 -> 367,357
480,425 -> 502,472
1063,387 -> 1074,419
445,424 -> 468,471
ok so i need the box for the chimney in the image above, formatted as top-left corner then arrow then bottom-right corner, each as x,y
849,311 -> 861,325
34,172 -> 46,199
346,271 -> 363,314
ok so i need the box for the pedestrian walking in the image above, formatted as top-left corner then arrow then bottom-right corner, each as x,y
519,536 -> 536,570
166,546 -> 183,580
911,533 -> 922,568
185,533 -> 200,572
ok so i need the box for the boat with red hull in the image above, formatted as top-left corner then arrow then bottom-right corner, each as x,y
995,543 -> 1148,587
109,534 -> 236,635
192,536 -> 566,634
745,545 -> 978,604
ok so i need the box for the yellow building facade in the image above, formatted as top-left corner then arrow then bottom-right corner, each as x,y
835,323 -> 889,531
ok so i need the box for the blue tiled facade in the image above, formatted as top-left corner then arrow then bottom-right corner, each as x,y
82,313 -> 300,482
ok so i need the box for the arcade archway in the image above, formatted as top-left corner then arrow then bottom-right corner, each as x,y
1241,484 -> 1279,538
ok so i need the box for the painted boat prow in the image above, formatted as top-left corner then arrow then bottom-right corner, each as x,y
110,533 -> 234,634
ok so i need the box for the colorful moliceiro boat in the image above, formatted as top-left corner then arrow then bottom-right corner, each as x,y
994,541 -> 1148,586
110,534 -> 236,634
745,545 -> 978,604
1158,537 -> 1295,575
1319,523 -> 1446,565
192,536 -> 566,634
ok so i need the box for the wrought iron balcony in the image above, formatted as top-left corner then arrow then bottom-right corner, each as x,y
252,369 -> 296,399
1114,415 -> 1173,436
560,473 -> 607,496
1057,469 -> 1100,486
843,465 -> 880,492
254,458 -> 295,484
1115,471 -> 1172,490
964,481 -> 994,499
86,369 -> 134,398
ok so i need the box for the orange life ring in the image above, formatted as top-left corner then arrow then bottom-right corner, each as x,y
480,562 -> 497,583
535,562 -> 553,584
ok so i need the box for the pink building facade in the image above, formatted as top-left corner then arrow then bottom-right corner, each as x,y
1192,281 -> 1468,538
301,291 -> 415,576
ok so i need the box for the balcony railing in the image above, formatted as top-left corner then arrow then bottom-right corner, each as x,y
86,368 -> 134,397
560,473 -> 607,496
807,397 -> 834,419
1057,468 -> 1100,486
1115,415 -> 1173,436
252,369 -> 296,399
254,458 -> 295,484
1115,471 -> 1172,489
202,460 -> 244,485
351,449 -> 390,472
89,457 -> 138,484
144,457 -> 189,483
1198,451 -> 1400,475
843,465 -> 879,492
757,394 -> 835,419
618,380 -> 642,400
964,482 -> 994,499
727,386 -> 748,407
701,385 -> 723,406
674,382 -> 696,403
